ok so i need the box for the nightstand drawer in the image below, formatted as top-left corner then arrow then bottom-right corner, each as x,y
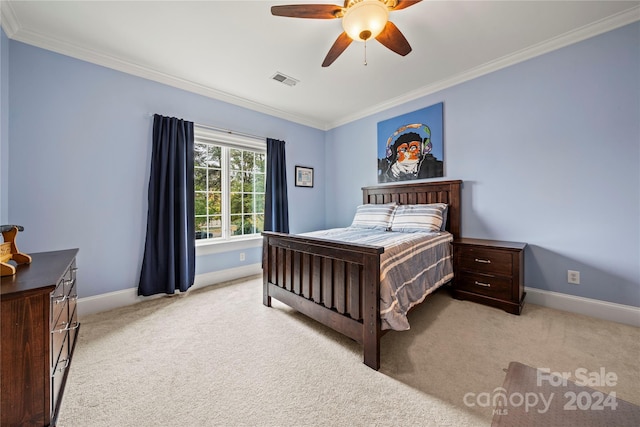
457,246 -> 512,276
456,272 -> 512,300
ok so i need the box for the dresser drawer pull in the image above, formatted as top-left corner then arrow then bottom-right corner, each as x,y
53,295 -> 67,304
64,278 -> 75,287
52,322 -> 69,334
51,321 -> 80,334
474,281 -> 491,287
53,358 -> 70,375
68,321 -> 80,331
474,258 -> 491,264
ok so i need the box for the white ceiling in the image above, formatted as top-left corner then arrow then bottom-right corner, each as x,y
2,1 -> 639,130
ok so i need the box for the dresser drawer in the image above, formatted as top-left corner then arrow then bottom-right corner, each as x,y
51,280 -> 67,323
51,300 -> 69,368
68,304 -> 79,353
51,337 -> 71,415
457,246 -> 512,276
456,271 -> 513,300
64,261 -> 77,296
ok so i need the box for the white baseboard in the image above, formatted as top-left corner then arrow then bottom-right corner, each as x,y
78,271 -> 639,328
77,263 -> 262,317
525,287 -> 640,327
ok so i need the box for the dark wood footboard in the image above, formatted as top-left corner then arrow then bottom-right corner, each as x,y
262,231 -> 384,369
262,180 -> 462,370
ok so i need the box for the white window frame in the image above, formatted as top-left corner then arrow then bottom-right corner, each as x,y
194,126 -> 266,250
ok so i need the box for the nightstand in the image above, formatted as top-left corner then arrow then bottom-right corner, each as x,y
451,238 -> 526,315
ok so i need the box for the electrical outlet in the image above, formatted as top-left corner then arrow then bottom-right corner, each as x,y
568,270 -> 580,285
239,252 -> 245,261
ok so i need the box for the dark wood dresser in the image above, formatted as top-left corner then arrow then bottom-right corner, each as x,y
452,238 -> 526,315
1,249 -> 80,427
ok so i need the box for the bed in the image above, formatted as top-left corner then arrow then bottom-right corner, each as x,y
262,180 -> 462,370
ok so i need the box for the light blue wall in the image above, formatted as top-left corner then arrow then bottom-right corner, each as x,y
7,41 -> 325,298
326,22 -> 640,307
5,23 -> 639,307
1,28 -> 8,223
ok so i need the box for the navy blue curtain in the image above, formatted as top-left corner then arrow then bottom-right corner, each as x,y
138,115 -> 195,296
264,138 -> 289,233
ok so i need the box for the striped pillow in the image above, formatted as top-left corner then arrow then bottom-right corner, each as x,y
350,203 -> 397,231
390,203 -> 448,233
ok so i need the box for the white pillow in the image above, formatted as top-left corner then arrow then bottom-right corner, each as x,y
350,203 -> 397,231
390,203 -> 448,233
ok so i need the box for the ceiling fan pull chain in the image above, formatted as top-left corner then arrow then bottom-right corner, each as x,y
364,40 -> 368,66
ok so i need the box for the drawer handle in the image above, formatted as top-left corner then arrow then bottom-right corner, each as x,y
51,321 -> 79,334
53,295 -> 67,304
52,358 -> 70,375
52,322 -> 69,334
474,258 -> 491,264
64,278 -> 75,287
474,281 -> 491,287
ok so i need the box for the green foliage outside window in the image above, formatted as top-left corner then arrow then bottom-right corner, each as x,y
195,143 -> 265,240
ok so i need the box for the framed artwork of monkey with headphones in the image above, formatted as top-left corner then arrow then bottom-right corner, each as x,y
377,102 -> 444,183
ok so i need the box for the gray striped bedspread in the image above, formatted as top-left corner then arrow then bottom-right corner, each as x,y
301,227 -> 454,331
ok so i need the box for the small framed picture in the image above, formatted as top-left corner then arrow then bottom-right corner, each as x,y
295,166 -> 314,188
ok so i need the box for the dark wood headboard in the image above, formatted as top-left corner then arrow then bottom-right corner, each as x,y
361,180 -> 462,239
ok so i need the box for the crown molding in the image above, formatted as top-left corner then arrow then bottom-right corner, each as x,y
2,6 -> 327,130
0,0 -> 20,38
2,3 -> 638,132
328,5 -> 640,129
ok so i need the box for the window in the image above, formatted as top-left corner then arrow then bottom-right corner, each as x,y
194,126 -> 266,242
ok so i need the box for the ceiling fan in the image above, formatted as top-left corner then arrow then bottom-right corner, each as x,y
271,0 -> 422,67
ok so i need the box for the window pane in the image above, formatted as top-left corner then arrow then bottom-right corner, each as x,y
194,167 -> 207,191
208,192 -> 221,214
229,149 -> 243,171
255,214 -> 264,233
255,194 -> 265,212
208,146 -> 221,168
194,144 -> 209,167
230,193 -> 242,215
230,215 -> 243,236
243,151 -> 254,171
243,172 -> 254,192
208,169 -> 221,191
208,216 -> 222,238
243,214 -> 254,234
254,173 -> 265,193
243,193 -> 254,214
195,192 -> 207,216
255,153 -> 265,172
195,217 -> 208,239
230,170 -> 242,192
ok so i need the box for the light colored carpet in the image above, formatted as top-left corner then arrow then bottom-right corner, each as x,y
58,276 -> 640,427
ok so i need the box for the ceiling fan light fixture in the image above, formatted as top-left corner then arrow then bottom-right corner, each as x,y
342,0 -> 389,42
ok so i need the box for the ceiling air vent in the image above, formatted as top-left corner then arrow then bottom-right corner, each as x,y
271,72 -> 299,87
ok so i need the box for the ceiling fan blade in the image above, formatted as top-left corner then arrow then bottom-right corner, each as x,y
271,4 -> 342,19
375,21 -> 412,56
392,0 -> 422,11
322,32 -> 353,67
